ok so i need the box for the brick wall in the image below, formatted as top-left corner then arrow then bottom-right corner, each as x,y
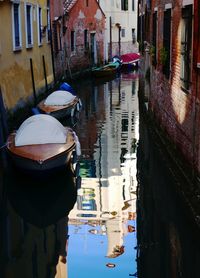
147,0 -> 200,175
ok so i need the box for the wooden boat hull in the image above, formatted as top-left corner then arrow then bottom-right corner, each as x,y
92,68 -> 117,78
37,97 -> 80,119
92,62 -> 121,78
6,128 -> 76,174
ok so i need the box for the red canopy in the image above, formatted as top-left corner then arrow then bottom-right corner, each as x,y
120,53 -> 141,64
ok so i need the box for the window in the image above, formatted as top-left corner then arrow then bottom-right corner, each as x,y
132,0 -> 134,11
132,29 -> 136,43
152,11 -> 157,66
37,6 -> 42,45
12,3 -> 22,50
180,5 -> 192,91
25,4 -> 33,48
47,8 -> 51,42
71,31 -> 75,51
121,0 -> 128,11
163,9 -> 171,78
86,0 -> 89,6
84,29 -> 88,49
121,28 -> 125,37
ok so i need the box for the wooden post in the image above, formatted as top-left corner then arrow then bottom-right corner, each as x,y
42,55 -> 48,92
30,58 -> 37,105
0,87 -> 8,168
0,88 -> 8,142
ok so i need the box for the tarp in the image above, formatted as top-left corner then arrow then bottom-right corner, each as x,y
15,114 -> 67,146
120,53 -> 141,64
44,90 -> 76,106
59,82 -> 76,95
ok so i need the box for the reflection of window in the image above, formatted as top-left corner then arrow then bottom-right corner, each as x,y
122,119 -> 128,132
121,28 -> 125,37
71,30 -> 75,51
180,5 -> 192,91
163,9 -> 171,78
132,28 -> 136,43
25,4 -> 33,47
12,3 -> 22,50
121,0 -> 128,10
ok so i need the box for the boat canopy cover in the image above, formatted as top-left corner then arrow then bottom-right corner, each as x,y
44,90 -> 76,106
15,114 -> 68,146
120,53 -> 141,64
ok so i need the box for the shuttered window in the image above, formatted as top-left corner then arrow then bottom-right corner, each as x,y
180,5 -> 192,91
25,4 -> 33,47
121,0 -> 128,11
163,9 -> 171,78
152,11 -> 157,66
71,31 -> 75,51
12,3 -> 22,50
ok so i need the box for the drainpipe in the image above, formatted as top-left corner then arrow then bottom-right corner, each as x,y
109,16 -> 112,61
116,23 -> 121,56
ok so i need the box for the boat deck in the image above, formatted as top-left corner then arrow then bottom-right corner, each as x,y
7,130 -> 75,162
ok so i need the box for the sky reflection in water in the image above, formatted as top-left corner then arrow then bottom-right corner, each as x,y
67,73 -> 139,277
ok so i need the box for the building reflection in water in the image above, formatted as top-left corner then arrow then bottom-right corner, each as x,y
0,166 -> 77,278
68,74 -> 139,276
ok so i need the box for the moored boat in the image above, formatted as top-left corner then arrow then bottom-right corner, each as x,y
120,52 -> 141,70
37,90 -> 82,119
6,114 -> 81,175
92,60 -> 121,78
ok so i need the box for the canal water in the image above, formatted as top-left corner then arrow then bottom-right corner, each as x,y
0,71 -> 200,278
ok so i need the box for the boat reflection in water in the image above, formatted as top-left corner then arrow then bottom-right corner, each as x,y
1,165 -> 77,278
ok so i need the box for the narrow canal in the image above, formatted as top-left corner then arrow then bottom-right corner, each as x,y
0,72 -> 200,278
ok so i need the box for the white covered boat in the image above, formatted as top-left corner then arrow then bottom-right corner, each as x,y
6,114 -> 81,174
37,90 -> 82,119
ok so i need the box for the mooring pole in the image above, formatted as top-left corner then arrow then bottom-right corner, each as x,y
0,87 -> 8,168
30,58 -> 37,106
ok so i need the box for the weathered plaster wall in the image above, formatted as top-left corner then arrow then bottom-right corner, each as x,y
0,1 -> 53,110
66,0 -> 105,71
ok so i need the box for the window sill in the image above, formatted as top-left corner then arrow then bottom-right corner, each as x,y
13,47 -> 22,52
26,44 -> 33,49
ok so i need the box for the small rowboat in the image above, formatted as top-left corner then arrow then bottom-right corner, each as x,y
6,114 -> 81,174
92,61 -> 121,78
37,90 -> 82,119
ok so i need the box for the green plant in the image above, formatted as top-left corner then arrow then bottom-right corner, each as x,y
150,45 -> 156,57
160,47 -> 168,65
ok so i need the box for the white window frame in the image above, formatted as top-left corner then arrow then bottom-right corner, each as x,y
25,3 -> 33,48
37,5 -> 42,46
12,1 -> 22,51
